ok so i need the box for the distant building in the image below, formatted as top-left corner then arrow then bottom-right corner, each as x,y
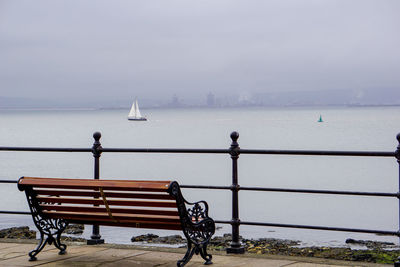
206,92 -> 215,107
168,94 -> 184,108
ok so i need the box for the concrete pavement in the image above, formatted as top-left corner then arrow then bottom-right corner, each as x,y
0,240 -> 388,267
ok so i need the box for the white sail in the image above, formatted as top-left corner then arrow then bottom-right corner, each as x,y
135,99 -> 142,118
128,99 -> 147,121
128,101 -> 136,118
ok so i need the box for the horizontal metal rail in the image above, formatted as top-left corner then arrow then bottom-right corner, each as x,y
240,149 -> 396,157
0,211 -> 30,215
0,147 -> 91,152
239,186 -> 399,197
101,148 -> 229,154
181,184 -> 399,197
215,220 -> 399,236
0,146 -> 229,154
0,180 -> 17,184
0,146 -> 395,157
180,185 -> 231,190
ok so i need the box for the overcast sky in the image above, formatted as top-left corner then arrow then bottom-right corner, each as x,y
0,0 -> 399,103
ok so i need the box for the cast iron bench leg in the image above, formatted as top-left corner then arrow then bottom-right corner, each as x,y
177,241 -> 195,267
24,190 -> 69,260
177,241 -> 213,267
28,218 -> 68,260
28,232 -> 46,261
28,229 -> 67,261
54,231 -> 67,255
199,243 -> 212,265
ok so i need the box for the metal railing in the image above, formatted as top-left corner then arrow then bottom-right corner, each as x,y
1,131 -> 399,253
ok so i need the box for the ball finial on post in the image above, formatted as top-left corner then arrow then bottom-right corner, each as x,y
230,131 -> 239,142
230,131 -> 239,148
93,132 -> 101,142
92,132 -> 102,158
395,133 -> 400,162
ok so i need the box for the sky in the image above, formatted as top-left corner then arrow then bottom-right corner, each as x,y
0,0 -> 399,106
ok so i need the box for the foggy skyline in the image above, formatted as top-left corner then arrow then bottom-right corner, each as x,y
1,0 -> 399,107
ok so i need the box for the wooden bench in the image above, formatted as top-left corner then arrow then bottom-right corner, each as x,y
18,177 -> 215,266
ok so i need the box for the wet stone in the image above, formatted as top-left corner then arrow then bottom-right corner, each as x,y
65,224 -> 84,235
0,226 -> 36,239
60,236 -> 86,242
207,236 -> 400,264
131,234 -> 185,244
345,238 -> 396,249
131,234 -> 159,242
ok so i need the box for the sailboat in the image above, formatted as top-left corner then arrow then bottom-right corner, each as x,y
128,99 -> 147,121
318,115 -> 323,122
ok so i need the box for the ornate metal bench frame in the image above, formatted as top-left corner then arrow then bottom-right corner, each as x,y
18,178 -> 215,267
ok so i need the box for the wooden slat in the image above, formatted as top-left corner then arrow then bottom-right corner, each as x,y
36,196 -> 177,208
79,221 -> 181,230
19,177 -> 172,192
42,211 -> 180,223
45,213 -> 182,230
35,190 -> 174,200
19,177 -> 184,231
40,205 -> 179,216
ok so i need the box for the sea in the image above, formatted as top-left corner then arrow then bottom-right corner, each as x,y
1,106 -> 400,247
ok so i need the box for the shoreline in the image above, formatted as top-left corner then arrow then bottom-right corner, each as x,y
0,239 -> 390,267
1,227 -> 399,264
1,104 -> 400,111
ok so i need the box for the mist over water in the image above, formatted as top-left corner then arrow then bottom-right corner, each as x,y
1,106 -> 400,246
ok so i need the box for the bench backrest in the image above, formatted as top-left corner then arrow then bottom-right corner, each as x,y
18,177 -> 182,230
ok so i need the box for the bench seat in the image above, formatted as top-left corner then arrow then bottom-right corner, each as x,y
18,177 -> 215,266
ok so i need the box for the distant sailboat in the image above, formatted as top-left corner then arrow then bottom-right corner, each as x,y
318,115 -> 323,122
128,99 -> 147,121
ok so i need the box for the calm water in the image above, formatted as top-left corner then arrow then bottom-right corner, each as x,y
1,106 -> 400,246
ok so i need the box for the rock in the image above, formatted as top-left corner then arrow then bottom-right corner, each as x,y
210,233 -> 243,246
131,234 -> 185,244
345,238 -> 396,249
130,233 -> 400,264
60,236 -> 86,242
351,251 -> 375,262
0,226 -> 36,239
154,235 -> 185,244
206,234 -> 400,264
131,234 -> 159,242
65,224 -> 84,235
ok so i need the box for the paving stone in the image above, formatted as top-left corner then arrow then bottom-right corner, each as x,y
0,244 -> 107,266
201,255 -> 294,267
0,243 -> 20,249
53,248 -> 146,263
283,264 -> 359,267
129,251 -> 185,265
0,243 -> 55,260
102,258 -> 170,267
38,262 -> 99,267
0,241 -> 381,267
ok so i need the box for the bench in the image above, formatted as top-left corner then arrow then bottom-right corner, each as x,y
18,177 -> 215,266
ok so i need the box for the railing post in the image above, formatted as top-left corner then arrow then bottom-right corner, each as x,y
395,133 -> 400,267
226,131 -> 245,254
87,131 -> 105,245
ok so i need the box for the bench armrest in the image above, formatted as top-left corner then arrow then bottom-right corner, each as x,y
185,200 -> 210,223
167,182 -> 215,245
183,200 -> 215,245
